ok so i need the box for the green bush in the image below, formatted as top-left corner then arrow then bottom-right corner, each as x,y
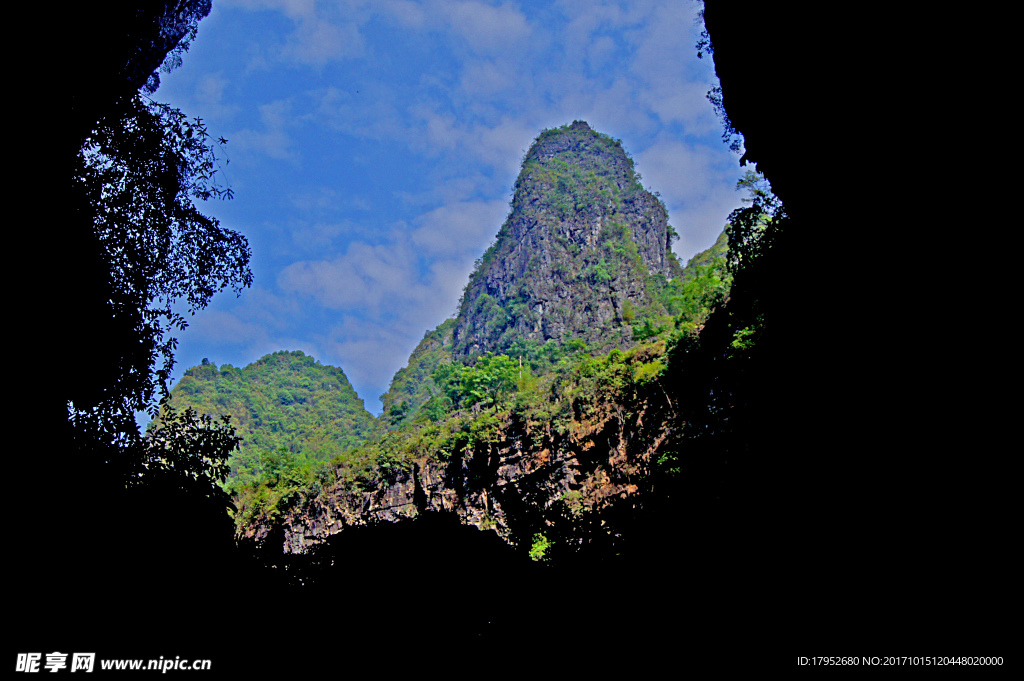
529,533 -> 552,562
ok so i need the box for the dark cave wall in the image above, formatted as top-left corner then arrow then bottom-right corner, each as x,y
701,2 -> 1011,649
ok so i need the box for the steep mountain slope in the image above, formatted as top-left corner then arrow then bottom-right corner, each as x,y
379,121 -> 716,427
451,121 -> 684,358
379,318 -> 456,427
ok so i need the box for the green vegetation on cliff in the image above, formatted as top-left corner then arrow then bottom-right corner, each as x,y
380,121 -> 730,429
379,318 -> 456,429
163,350 -> 375,529
367,227 -> 731,502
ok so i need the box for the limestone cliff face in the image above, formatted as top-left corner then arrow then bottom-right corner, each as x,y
451,121 -> 680,358
253,349 -> 673,557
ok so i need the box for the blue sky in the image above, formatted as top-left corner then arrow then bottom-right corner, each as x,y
154,0 -> 746,415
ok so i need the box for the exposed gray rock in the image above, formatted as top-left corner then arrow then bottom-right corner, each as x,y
257,382 -> 671,556
451,121 -> 679,358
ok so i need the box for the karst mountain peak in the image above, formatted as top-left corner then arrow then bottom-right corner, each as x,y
451,120 -> 684,360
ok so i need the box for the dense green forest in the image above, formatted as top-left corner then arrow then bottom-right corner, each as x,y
162,351 -> 375,528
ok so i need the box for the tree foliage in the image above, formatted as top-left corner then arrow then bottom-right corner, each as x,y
225,444 -> 339,529
164,352 -> 377,531
432,354 -> 520,410
166,351 -> 374,464
64,7 -> 252,468
726,169 -> 779,274
379,318 -> 457,429
13,1 -> 259,638
76,96 -> 250,424
133,402 -> 239,510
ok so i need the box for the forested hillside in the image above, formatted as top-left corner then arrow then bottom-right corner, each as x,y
168,351 -> 373,457
163,351 -> 375,529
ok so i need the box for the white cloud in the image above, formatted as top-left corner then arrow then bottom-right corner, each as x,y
288,219 -> 366,253
272,190 -> 510,408
233,99 -> 299,161
411,199 -> 508,257
539,73 -> 650,138
193,72 -> 238,120
626,1 -> 694,80
438,0 -> 533,56
308,247 -> 478,407
634,137 -> 744,260
289,186 -> 339,213
406,173 -> 499,205
459,59 -> 511,98
322,318 -> 413,397
404,103 -> 541,178
470,118 -> 541,174
586,35 -> 617,72
276,192 -> 503,315
236,287 -> 307,332
277,241 -> 415,311
635,139 -> 717,204
379,0 -> 429,29
182,308 -> 271,347
173,287 -> 309,368
314,84 -> 406,141
281,11 -> 366,65
225,0 -> 369,66
221,0 -> 312,14
625,3 -> 719,132
410,104 -> 461,155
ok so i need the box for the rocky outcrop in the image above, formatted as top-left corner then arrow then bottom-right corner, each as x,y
256,376 -> 672,556
451,121 -> 680,358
